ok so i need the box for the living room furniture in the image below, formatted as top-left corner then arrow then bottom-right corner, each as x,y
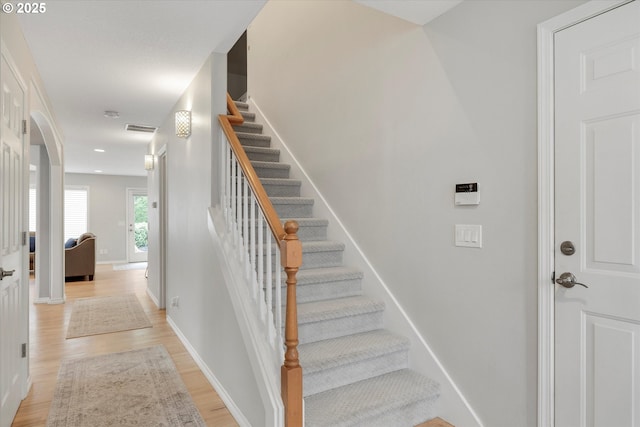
65,232 -> 96,281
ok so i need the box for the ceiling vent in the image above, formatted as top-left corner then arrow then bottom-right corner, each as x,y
125,124 -> 157,133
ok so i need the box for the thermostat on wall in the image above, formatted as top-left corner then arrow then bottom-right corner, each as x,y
455,183 -> 480,205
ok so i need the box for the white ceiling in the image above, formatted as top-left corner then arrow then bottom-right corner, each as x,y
19,0 -> 266,176
18,0 -> 461,177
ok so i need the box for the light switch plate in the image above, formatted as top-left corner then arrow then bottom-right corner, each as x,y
455,224 -> 482,248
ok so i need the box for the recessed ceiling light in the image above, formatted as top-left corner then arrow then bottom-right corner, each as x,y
104,110 -> 119,119
94,148 -> 105,153
94,170 -> 103,173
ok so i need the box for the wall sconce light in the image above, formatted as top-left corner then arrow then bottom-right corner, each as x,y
175,110 -> 191,138
144,154 -> 155,170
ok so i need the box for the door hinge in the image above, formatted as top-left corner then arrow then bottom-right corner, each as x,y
22,119 -> 27,135
22,231 -> 27,246
551,271 -> 555,284
21,343 -> 27,358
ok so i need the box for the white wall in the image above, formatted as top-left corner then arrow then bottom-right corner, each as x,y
65,173 -> 147,263
247,1 -> 585,425
146,54 -> 265,426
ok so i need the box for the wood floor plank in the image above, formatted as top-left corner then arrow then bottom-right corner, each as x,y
12,264 -> 239,427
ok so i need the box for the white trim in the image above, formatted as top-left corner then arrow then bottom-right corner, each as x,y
536,2 -> 631,426
249,98 -> 482,427
30,77 -> 64,163
166,315 -> 253,427
145,286 -> 159,307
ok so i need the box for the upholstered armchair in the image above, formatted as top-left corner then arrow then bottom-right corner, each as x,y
64,232 -> 96,281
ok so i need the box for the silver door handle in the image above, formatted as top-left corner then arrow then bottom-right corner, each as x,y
556,272 -> 588,289
0,268 -> 15,280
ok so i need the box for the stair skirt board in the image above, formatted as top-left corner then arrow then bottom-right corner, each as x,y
229,102 -> 442,426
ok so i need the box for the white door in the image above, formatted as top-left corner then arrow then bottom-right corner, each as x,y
0,54 -> 26,427
127,188 -> 148,263
554,2 -> 640,426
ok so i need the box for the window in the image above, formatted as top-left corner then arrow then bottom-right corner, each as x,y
65,186 -> 88,241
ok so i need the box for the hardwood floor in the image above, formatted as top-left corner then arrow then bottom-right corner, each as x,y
12,264 -> 239,427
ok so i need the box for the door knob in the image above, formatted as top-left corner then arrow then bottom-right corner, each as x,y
556,272 -> 588,289
0,268 -> 15,280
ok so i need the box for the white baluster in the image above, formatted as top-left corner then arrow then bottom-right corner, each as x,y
242,179 -> 251,280
275,248 -> 283,350
266,230 -> 274,342
257,213 -> 265,321
230,153 -> 237,242
235,161 -> 241,247
250,193 -> 257,299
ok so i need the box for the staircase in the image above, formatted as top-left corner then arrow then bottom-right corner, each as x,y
231,100 -> 441,427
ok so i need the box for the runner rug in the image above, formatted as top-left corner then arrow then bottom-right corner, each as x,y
46,346 -> 206,426
66,294 -> 152,339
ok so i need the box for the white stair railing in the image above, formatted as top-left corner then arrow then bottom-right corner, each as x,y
218,94 -> 303,427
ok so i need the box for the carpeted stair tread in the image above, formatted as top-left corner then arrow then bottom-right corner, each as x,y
236,132 -> 271,148
268,197 -> 315,218
304,369 -> 440,427
233,121 -> 263,134
261,178 -> 301,198
234,101 -> 249,110
301,240 -> 344,253
294,266 -> 361,284
279,216 -> 328,240
252,161 -> 291,179
240,110 -> 255,121
296,296 -> 385,344
297,296 -> 384,325
244,146 -> 280,162
263,240 -> 344,270
300,329 -> 410,396
269,197 -> 314,206
300,330 -> 409,374
251,160 -> 290,170
275,266 -> 363,304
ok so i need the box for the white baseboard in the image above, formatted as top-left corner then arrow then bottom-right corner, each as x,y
165,315 -> 252,427
33,297 -> 51,304
146,287 -> 159,308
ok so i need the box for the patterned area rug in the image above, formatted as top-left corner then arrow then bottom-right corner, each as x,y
66,294 -> 152,339
46,346 -> 206,427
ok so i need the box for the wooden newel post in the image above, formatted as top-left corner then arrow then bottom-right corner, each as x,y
280,220 -> 303,427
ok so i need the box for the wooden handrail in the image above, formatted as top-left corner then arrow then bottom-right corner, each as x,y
226,93 -> 244,125
220,95 -> 303,427
218,116 -> 286,242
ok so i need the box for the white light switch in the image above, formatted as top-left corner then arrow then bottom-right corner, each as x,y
455,224 -> 482,248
